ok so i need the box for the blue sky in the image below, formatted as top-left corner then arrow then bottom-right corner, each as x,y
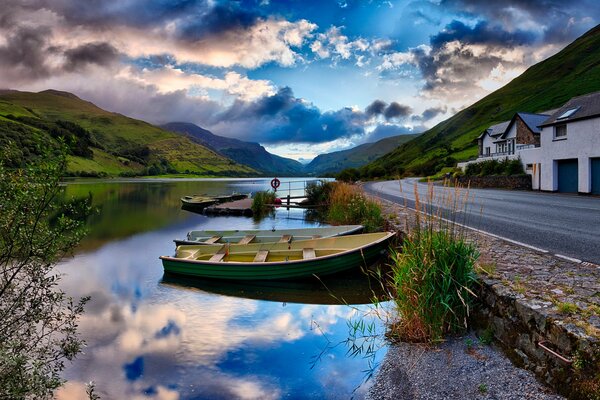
1,0 -> 598,160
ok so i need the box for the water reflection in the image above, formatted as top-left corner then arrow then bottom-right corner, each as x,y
55,179 -> 387,399
161,271 -> 389,305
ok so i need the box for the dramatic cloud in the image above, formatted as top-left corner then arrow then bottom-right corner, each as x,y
365,100 -> 412,121
412,106 -> 448,122
63,42 -> 120,72
210,87 -> 367,143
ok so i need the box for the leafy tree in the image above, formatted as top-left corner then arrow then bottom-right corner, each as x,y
0,151 -> 90,399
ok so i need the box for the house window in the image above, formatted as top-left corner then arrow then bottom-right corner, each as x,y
554,124 -> 567,139
485,147 -> 490,156
526,164 -> 533,170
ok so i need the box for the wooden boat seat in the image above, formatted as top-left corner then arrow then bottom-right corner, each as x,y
204,236 -> 222,244
302,248 -> 316,259
253,250 -> 269,262
279,235 -> 292,243
209,244 -> 228,262
237,235 -> 256,245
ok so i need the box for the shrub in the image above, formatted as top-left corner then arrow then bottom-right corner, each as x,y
251,191 -> 276,217
389,181 -> 479,342
305,180 -> 334,206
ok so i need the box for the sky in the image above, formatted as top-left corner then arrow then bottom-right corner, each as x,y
1,1 -> 598,161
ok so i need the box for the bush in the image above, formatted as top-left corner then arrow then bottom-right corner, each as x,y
464,158 -> 524,177
305,180 -> 335,206
251,191 -> 276,217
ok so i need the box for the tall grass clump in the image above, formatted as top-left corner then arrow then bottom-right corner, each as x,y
251,190 -> 276,218
389,181 -> 479,342
327,182 -> 384,232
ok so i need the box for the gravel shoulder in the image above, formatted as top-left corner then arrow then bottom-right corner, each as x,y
367,332 -> 564,400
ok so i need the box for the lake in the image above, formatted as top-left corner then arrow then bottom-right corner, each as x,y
54,178 -> 389,400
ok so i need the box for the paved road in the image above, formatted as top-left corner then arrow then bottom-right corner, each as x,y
364,178 -> 600,264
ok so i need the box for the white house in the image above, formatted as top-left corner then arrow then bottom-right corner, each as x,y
459,91 -> 600,194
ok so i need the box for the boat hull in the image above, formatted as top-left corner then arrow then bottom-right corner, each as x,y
161,232 -> 394,280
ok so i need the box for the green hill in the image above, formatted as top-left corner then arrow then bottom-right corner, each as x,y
365,24 -> 600,176
0,90 -> 256,177
306,133 -> 420,175
161,122 -> 305,176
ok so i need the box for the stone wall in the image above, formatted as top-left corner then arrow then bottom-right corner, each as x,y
458,175 -> 532,190
516,117 -> 540,146
474,279 -> 600,399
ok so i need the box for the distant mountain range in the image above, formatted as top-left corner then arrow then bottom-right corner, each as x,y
161,122 -> 304,176
0,90 -> 256,177
306,133 -> 421,175
364,24 -> 600,176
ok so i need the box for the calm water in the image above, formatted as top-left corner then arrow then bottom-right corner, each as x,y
54,178 -> 389,400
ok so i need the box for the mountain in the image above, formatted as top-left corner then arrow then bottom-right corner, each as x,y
365,24 -> 600,176
0,90 -> 256,177
161,122 -> 305,176
306,133 -> 421,175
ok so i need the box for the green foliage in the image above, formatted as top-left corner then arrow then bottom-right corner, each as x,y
305,180 -> 335,206
388,182 -> 479,342
464,158 -> 525,177
0,150 -> 90,398
336,168 -> 360,182
251,191 -> 276,218
478,326 -> 495,345
364,25 -> 600,177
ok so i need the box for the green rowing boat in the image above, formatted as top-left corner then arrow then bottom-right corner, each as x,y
160,232 -> 395,280
174,225 -> 364,246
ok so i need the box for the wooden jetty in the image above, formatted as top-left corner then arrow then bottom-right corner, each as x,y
204,198 -> 254,217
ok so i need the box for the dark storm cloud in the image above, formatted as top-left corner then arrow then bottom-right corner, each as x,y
383,102 -> 412,120
430,20 -> 536,48
365,100 -> 412,121
413,106 -> 448,122
213,87 -> 366,143
365,100 -> 387,117
177,3 -> 261,40
64,42 -> 120,72
0,25 -> 53,80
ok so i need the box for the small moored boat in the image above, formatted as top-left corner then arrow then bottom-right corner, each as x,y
180,193 -> 249,211
160,232 -> 395,280
174,225 -> 364,246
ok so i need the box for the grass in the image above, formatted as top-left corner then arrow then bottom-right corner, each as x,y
326,182 -> 384,232
556,301 -> 579,314
388,181 -> 479,342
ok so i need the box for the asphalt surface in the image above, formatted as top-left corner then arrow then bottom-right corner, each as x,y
364,178 -> 600,265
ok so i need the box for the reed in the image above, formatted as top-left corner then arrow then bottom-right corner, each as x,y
327,182 -> 383,233
389,180 -> 479,342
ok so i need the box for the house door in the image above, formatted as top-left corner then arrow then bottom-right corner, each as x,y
592,158 -> 600,195
557,159 -> 578,193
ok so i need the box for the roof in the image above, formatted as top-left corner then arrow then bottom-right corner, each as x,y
477,121 -> 509,140
515,112 -> 550,134
540,91 -> 600,127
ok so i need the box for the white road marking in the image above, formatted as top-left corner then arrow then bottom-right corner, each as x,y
554,254 -> 582,263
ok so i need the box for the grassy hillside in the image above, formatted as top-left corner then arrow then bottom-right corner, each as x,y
161,122 -> 305,176
0,90 -> 256,177
366,24 -> 600,176
307,133 -> 420,175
